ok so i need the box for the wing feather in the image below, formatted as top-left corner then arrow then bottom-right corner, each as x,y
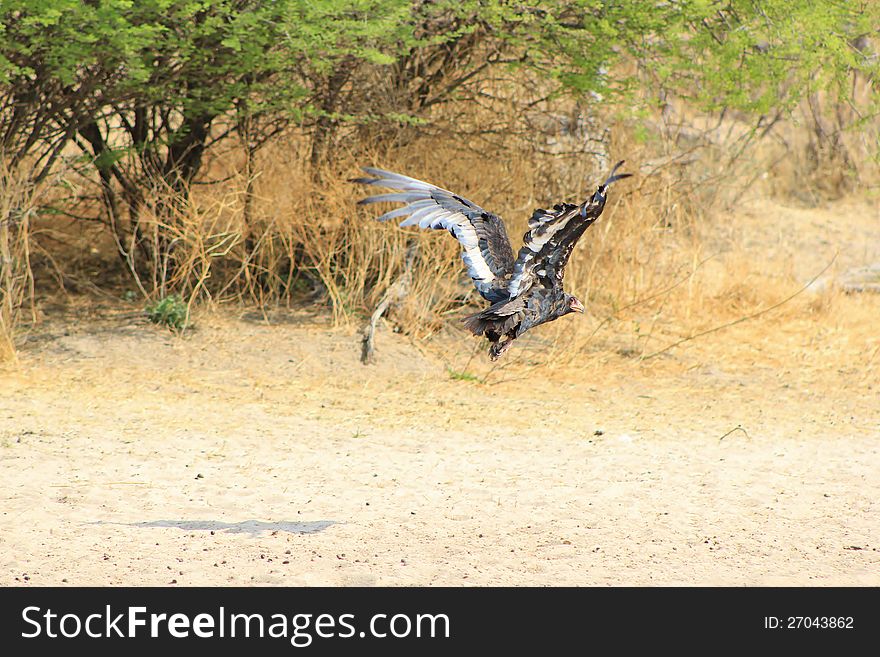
354,167 -> 516,302
376,205 -> 424,222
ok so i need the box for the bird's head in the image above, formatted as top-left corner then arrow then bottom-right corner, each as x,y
566,295 -> 585,314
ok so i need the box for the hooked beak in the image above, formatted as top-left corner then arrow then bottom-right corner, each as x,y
570,298 -> 585,314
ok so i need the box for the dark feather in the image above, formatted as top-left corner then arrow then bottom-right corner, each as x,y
462,296 -> 526,337
601,160 -> 633,188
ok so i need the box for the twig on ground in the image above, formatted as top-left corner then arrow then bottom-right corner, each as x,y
719,425 -> 750,442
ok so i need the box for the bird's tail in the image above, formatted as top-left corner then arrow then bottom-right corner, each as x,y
463,295 -> 523,337
462,299 -> 517,337
461,310 -> 490,336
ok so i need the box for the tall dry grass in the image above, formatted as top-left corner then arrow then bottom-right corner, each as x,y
17,73 -> 880,365
0,159 -> 39,360
182,120 -> 740,350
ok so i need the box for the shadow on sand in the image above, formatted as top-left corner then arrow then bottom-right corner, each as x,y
92,519 -> 336,537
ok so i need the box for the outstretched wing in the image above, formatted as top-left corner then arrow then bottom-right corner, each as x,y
507,160 -> 632,297
506,202 -> 584,298
354,167 -> 515,302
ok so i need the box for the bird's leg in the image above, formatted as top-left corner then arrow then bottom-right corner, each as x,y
489,336 -> 515,361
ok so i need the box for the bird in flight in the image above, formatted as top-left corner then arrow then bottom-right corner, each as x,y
353,161 -> 632,360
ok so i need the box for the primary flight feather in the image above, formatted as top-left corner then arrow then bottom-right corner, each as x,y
353,161 -> 632,360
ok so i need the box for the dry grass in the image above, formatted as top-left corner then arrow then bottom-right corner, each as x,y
11,82 -> 880,365
0,160 -> 39,360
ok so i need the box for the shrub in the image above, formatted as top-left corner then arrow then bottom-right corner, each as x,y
145,294 -> 188,331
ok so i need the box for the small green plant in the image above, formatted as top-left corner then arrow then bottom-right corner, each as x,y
145,294 -> 188,331
446,366 -> 482,383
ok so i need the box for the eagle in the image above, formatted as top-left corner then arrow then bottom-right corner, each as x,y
353,161 -> 632,360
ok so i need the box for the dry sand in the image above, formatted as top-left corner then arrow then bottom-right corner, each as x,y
1,196 -> 878,586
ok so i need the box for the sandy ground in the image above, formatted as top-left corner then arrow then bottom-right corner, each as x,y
1,197 -> 879,586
